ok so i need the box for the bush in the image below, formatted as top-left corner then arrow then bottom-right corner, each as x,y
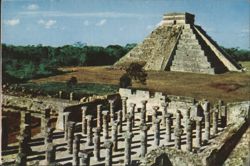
125,63 -> 147,85
67,76 -> 78,88
119,74 -> 132,88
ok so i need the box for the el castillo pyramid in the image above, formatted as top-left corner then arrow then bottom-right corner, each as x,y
115,12 -> 242,74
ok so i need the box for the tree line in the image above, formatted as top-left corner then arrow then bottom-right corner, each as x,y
222,47 -> 250,61
2,43 -> 136,83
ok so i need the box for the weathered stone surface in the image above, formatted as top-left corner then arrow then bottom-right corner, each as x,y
114,12 -> 241,74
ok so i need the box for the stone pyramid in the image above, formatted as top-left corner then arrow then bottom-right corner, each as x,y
114,12 -> 242,74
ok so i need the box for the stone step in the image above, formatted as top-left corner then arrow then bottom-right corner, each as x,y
170,65 -> 215,74
183,24 -> 193,29
171,60 -> 212,68
178,39 -> 199,45
173,54 -> 209,62
175,49 -> 205,56
172,56 -> 211,65
177,43 -> 201,50
182,28 -> 193,33
181,33 -> 196,40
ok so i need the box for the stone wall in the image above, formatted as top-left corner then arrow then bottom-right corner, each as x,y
142,146 -> 202,166
119,88 -> 197,117
227,101 -> 250,124
202,120 -> 248,166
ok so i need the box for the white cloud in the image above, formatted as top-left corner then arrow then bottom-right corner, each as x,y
38,19 -> 56,29
84,20 -> 89,26
96,19 -> 107,26
27,4 -> 39,10
241,28 -> 249,33
4,18 -> 20,26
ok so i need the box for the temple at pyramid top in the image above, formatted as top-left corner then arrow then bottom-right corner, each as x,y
114,12 -> 242,74
162,12 -> 195,25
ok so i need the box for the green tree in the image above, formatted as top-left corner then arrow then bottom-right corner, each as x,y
125,63 -> 147,85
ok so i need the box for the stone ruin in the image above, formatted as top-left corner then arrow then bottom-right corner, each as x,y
1,88 -> 250,166
114,12 -> 242,74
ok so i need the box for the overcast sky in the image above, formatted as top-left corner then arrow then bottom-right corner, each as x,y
2,0 -> 250,49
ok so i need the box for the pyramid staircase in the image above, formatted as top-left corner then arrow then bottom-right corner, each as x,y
170,24 -> 228,74
114,12 -> 242,74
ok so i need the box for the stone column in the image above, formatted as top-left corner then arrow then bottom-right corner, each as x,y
21,111 -> 31,141
45,143 -> 56,165
221,105 -> 227,127
93,127 -> 101,161
129,103 -> 136,127
174,128 -> 183,150
104,140 -> 113,166
17,134 -> 28,155
186,120 -> 193,152
70,92 -> 74,101
212,108 -> 219,135
2,116 -> 8,149
117,110 -> 123,133
184,108 -> 191,132
154,119 -> 161,147
140,124 -> 149,158
126,113 -> 133,132
20,112 -> 26,126
161,102 -> 168,127
204,102 -> 211,141
121,97 -> 128,121
79,151 -> 90,166
73,134 -> 81,166
124,132 -> 134,166
63,112 -> 70,140
195,117 -> 203,148
59,91 -> 62,98
109,100 -> 115,125
15,152 -> 27,166
18,124 -> 32,154
81,106 -> 87,135
176,110 -> 182,129
63,112 -> 69,130
45,107 -> 51,119
44,127 -> 55,147
102,110 -> 109,140
86,115 -> 93,146
152,106 -> 159,123
97,104 -> 102,130
141,100 -> 147,125
111,121 -> 118,152
141,100 -> 148,124
165,113 -> 173,143
67,121 -> 75,154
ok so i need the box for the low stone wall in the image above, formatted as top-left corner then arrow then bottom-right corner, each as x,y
202,120 -> 248,166
227,101 -> 250,124
142,146 -> 202,166
119,88 -> 197,116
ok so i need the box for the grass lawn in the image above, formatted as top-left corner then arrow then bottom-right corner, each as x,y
20,82 -> 118,96
30,62 -> 250,103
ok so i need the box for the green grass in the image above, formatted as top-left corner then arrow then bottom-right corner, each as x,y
20,82 -> 119,97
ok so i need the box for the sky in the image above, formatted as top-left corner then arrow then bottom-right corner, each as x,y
2,0 -> 250,49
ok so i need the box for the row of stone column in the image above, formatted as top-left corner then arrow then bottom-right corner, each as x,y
58,91 -> 74,101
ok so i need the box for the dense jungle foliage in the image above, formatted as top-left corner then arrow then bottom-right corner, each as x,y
2,43 -> 136,83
